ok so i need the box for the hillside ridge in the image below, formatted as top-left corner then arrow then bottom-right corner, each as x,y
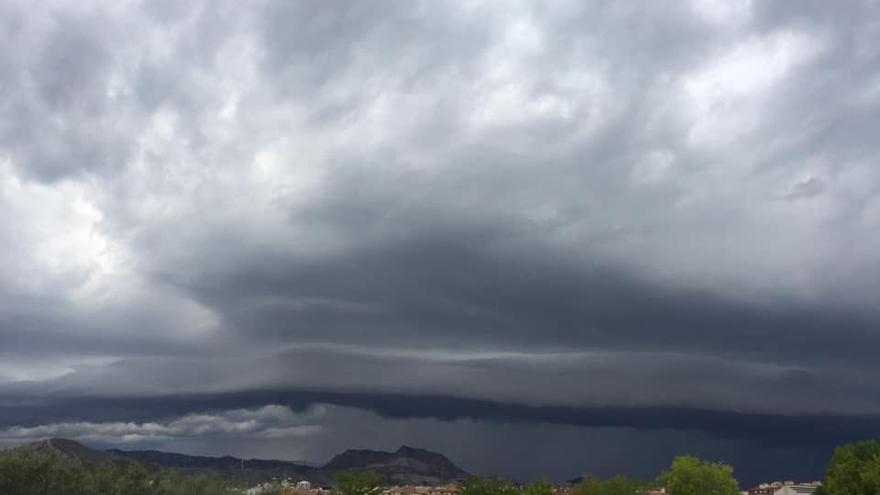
9,438 -> 468,486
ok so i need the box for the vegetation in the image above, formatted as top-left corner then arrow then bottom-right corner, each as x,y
569,455 -> 735,495
459,475 -> 660,495
459,472 -> 661,495
0,449 -> 229,495
823,440 -> 880,495
335,470 -> 384,495
459,475 -> 520,495
659,455 -> 739,495
522,480 -> 555,495
459,476 -> 554,495
571,475 -> 650,495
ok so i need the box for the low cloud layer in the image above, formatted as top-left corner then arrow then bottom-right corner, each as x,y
2,0 -> 880,484
0,404 -> 323,446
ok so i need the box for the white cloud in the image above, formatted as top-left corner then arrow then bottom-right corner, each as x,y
690,0 -> 753,28
684,30 -> 822,147
0,160 -> 123,298
0,405 -> 324,444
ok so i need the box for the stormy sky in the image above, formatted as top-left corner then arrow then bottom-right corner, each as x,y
2,0 -> 880,486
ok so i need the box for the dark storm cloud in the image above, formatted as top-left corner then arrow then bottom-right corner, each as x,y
2,0 -> 880,483
3,388 -> 879,452
166,231 -> 880,368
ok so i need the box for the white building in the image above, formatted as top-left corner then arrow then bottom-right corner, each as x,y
773,482 -> 822,495
297,480 -> 312,490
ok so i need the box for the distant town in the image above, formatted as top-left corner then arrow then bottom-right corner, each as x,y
241,478 -> 824,495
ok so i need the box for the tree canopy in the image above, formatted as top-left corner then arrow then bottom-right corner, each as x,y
0,449 -> 229,495
570,475 -> 644,495
459,475 -> 521,495
660,455 -> 739,495
334,470 -> 384,495
522,480 -> 556,495
824,440 -> 880,495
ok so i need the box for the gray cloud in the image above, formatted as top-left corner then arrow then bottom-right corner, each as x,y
0,404 -> 323,445
780,176 -> 826,200
1,0 -> 879,484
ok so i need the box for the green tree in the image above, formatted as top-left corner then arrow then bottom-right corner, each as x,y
523,480 -> 554,495
824,440 -> 880,495
0,448 -> 237,495
112,461 -> 155,495
153,470 -> 229,495
0,450 -> 88,495
335,470 -> 384,495
571,476 -> 641,495
603,477 -> 639,495
459,475 -> 521,495
660,456 -> 738,495
571,477 -> 602,495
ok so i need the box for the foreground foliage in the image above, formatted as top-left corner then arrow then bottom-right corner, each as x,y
571,475 -> 656,495
660,456 -> 739,495
569,455 -> 736,495
460,476 -> 555,495
823,440 -> 880,495
335,470 -> 384,495
459,476 -> 522,495
0,450 -> 229,495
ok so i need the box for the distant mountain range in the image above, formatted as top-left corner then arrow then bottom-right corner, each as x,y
7,438 -> 468,486
322,445 -> 468,484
